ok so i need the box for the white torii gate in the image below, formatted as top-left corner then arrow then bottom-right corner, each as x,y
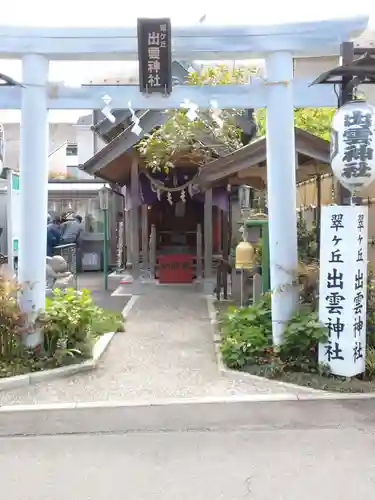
0,16 -> 368,346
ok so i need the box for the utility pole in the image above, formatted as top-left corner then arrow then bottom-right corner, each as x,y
336,41 -> 355,205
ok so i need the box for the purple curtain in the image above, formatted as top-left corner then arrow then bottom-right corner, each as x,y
128,171 -> 228,212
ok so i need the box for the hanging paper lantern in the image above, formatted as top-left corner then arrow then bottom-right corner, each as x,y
331,100 -> 375,192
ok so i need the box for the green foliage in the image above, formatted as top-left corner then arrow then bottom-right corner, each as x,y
37,288 -> 124,365
220,295 -> 272,369
137,66 -> 255,171
252,213 -> 318,269
92,310 -> 124,336
279,310 -> 328,372
365,347 -> 375,379
220,297 -> 327,375
0,276 -> 27,358
297,212 -> 317,263
138,64 -> 336,171
256,107 -> 336,141
38,288 -> 99,361
0,285 -> 124,378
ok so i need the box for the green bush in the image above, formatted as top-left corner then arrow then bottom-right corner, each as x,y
366,347 -> 375,379
219,296 -> 328,374
220,296 -> 272,369
279,310 -> 328,372
38,288 -> 99,363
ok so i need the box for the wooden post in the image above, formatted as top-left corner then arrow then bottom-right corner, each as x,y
131,157 -> 140,278
196,223 -> 202,280
149,224 -> 156,278
222,207 -> 229,261
252,273 -> 262,304
228,185 -> 232,263
204,188 -> 213,279
122,186 -> 131,266
141,204 -> 149,269
125,208 -> 132,266
122,213 -> 126,269
337,41 -> 355,206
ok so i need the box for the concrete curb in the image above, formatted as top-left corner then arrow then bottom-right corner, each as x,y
0,331 -> 115,393
205,295 -> 371,397
3,390 -> 375,415
0,294 -> 139,393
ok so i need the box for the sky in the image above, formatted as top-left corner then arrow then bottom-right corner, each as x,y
0,0 -> 374,122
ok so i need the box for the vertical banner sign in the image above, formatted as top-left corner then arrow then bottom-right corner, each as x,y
318,205 -> 368,377
137,18 -> 172,95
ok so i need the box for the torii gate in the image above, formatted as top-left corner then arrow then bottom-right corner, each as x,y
0,16 -> 368,346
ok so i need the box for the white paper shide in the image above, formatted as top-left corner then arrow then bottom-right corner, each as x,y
318,206 -> 368,377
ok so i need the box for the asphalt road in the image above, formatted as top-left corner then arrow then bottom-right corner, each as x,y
1,427 -> 375,499
1,399 -> 375,499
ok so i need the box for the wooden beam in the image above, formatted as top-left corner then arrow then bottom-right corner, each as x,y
196,224 -> 203,280
130,157 -> 140,277
198,153 -> 264,187
141,204 -> 149,270
229,177 -> 267,190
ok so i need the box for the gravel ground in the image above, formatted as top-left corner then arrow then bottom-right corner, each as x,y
0,287 -> 315,406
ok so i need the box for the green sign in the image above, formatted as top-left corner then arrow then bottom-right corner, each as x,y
12,173 -> 20,191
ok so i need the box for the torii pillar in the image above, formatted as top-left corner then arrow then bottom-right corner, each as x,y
18,54 -> 49,347
265,51 -> 299,345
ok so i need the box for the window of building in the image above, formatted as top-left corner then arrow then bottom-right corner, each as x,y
66,143 -> 78,156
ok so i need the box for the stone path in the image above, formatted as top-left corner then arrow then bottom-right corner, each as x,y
0,286 -> 314,406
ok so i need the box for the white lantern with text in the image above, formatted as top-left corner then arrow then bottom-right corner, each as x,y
330,100 -> 375,192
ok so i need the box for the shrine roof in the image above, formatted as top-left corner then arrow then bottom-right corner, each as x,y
196,127 -> 331,190
79,109 -> 257,186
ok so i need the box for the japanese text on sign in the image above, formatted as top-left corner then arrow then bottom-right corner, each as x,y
137,18 -> 172,94
318,206 -> 368,377
342,109 -> 373,180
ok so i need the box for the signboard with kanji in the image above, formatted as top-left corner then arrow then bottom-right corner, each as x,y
318,205 -> 368,377
137,18 -> 172,95
331,100 -> 375,191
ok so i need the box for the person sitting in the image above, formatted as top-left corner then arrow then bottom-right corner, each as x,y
47,217 -> 61,257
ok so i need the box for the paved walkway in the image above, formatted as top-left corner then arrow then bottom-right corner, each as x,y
0,287 -> 313,405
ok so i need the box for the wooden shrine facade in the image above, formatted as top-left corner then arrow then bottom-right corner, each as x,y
80,125 -> 330,285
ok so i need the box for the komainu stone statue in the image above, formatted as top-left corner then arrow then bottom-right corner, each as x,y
46,255 -> 74,289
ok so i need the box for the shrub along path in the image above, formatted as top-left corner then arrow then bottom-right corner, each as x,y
0,287 -> 316,406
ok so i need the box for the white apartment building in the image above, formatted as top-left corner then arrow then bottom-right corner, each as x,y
0,114 -> 107,180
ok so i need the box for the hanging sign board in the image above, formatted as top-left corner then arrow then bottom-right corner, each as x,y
330,100 -> 375,191
137,18 -> 172,95
318,205 -> 368,377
